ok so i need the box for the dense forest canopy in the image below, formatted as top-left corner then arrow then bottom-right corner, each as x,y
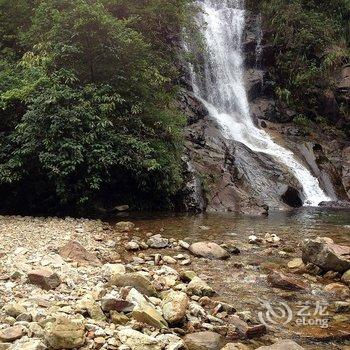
0,0 -> 197,215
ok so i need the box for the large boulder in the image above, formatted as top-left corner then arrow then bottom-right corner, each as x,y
44,316 -> 85,349
183,331 -> 222,350
162,291 -> 189,324
301,237 -> 350,273
189,242 -> 230,260
256,340 -> 304,349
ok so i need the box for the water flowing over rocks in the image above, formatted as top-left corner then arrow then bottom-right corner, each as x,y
178,0 -> 350,213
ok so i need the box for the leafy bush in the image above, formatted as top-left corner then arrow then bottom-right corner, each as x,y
0,0 -> 197,215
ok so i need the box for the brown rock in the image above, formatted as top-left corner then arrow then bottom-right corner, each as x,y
267,271 -> 308,291
229,316 -> 266,339
28,268 -> 61,290
324,283 -> 350,297
101,298 -> 134,313
0,326 -> 24,342
59,240 -> 100,265
183,331 -> 223,350
189,242 -> 230,260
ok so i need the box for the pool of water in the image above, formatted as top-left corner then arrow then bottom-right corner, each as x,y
113,208 -> 350,349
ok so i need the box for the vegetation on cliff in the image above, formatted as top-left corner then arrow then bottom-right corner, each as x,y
251,0 -> 350,135
0,0 -> 197,214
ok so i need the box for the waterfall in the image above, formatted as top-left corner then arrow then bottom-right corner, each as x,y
187,0 -> 331,206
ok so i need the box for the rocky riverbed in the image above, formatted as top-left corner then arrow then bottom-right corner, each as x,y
0,212 -> 349,350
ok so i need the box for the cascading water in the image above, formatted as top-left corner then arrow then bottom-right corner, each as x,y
188,0 -> 331,206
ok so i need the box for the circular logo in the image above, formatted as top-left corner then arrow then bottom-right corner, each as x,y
258,299 -> 293,327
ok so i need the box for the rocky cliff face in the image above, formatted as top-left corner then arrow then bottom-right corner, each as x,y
178,10 -> 350,215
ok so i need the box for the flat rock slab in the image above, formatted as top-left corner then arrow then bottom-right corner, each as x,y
267,271 -> 309,291
189,242 -> 230,260
59,240 -> 100,265
302,237 -> 350,273
256,340 -> 305,349
183,331 -> 223,350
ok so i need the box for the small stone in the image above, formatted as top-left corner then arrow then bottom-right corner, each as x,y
183,331 -> 222,350
127,288 -> 168,329
125,241 -> 140,251
187,277 -> 214,296
110,311 -> 129,325
114,205 -> 129,212
179,240 -> 190,249
180,259 -> 191,266
3,303 -> 26,318
230,316 -> 266,338
0,326 -> 24,342
287,258 -> 304,269
118,329 -> 162,350
248,235 -> 261,244
267,271 -> 308,291
16,313 -> 33,322
76,294 -> 106,321
180,271 -> 197,282
341,269 -> 350,285
102,263 -> 125,280
162,291 -> 189,324
27,268 -> 61,290
11,340 -> 47,350
101,296 -> 134,313
115,221 -> 135,232
162,256 -> 177,264
324,283 -> 350,297
334,301 -> 350,313
110,273 -> 157,296
147,234 -> 169,248
189,242 -> 230,260
59,240 -> 100,264
44,316 -> 85,349
256,340 -> 304,349
221,343 -> 250,350
265,233 -> 280,243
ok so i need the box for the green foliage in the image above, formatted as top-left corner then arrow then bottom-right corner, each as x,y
253,0 -> 350,132
0,0 -> 197,214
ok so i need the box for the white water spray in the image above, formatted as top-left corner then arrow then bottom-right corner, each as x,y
188,0 -> 331,206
